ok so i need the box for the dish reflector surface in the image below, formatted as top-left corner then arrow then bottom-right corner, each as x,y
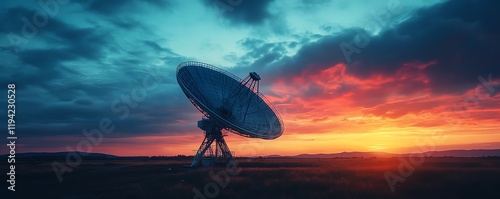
176,61 -> 283,139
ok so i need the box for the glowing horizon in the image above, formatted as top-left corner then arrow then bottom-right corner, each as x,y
1,0 -> 499,157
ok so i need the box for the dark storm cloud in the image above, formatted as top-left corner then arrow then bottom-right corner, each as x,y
35,70 -> 193,137
346,0 -> 500,94
15,84 -> 198,138
258,32 -> 349,77
301,0 -> 331,6
238,38 -> 265,50
233,38 -> 288,76
0,3 -> 199,142
0,6 -> 111,56
18,49 -> 75,69
0,7 -> 32,33
0,7 -> 113,94
74,98 -> 93,106
111,17 -> 144,30
247,0 -> 500,96
203,0 -> 275,25
84,0 -> 172,15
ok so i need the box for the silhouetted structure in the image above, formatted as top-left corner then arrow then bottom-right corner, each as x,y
176,61 -> 284,167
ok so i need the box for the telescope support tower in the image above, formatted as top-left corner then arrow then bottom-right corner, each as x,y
191,118 -> 236,167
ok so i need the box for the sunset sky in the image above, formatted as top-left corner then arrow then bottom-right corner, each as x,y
1,0 -> 499,156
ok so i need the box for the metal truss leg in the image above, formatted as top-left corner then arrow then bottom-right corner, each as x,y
216,136 -> 236,167
191,127 -> 236,167
191,134 -> 215,167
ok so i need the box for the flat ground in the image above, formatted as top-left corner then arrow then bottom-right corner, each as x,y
4,157 -> 500,199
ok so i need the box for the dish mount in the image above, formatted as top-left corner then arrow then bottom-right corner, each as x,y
176,61 -> 284,167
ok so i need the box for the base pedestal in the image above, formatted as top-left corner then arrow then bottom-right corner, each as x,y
191,118 -> 236,167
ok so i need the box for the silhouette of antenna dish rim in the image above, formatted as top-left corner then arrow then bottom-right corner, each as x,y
176,61 -> 284,167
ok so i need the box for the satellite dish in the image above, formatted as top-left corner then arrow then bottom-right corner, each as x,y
176,61 -> 284,167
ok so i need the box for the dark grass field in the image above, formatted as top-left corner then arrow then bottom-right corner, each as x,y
3,157 -> 500,199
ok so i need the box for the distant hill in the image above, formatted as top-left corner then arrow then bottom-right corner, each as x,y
290,151 -> 397,158
269,149 -> 500,158
3,149 -> 500,159
420,149 -> 500,157
1,151 -> 118,158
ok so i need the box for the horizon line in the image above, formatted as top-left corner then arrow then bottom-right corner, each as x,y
4,148 -> 500,157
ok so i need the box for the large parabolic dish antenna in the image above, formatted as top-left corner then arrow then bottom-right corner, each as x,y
176,61 -> 284,167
